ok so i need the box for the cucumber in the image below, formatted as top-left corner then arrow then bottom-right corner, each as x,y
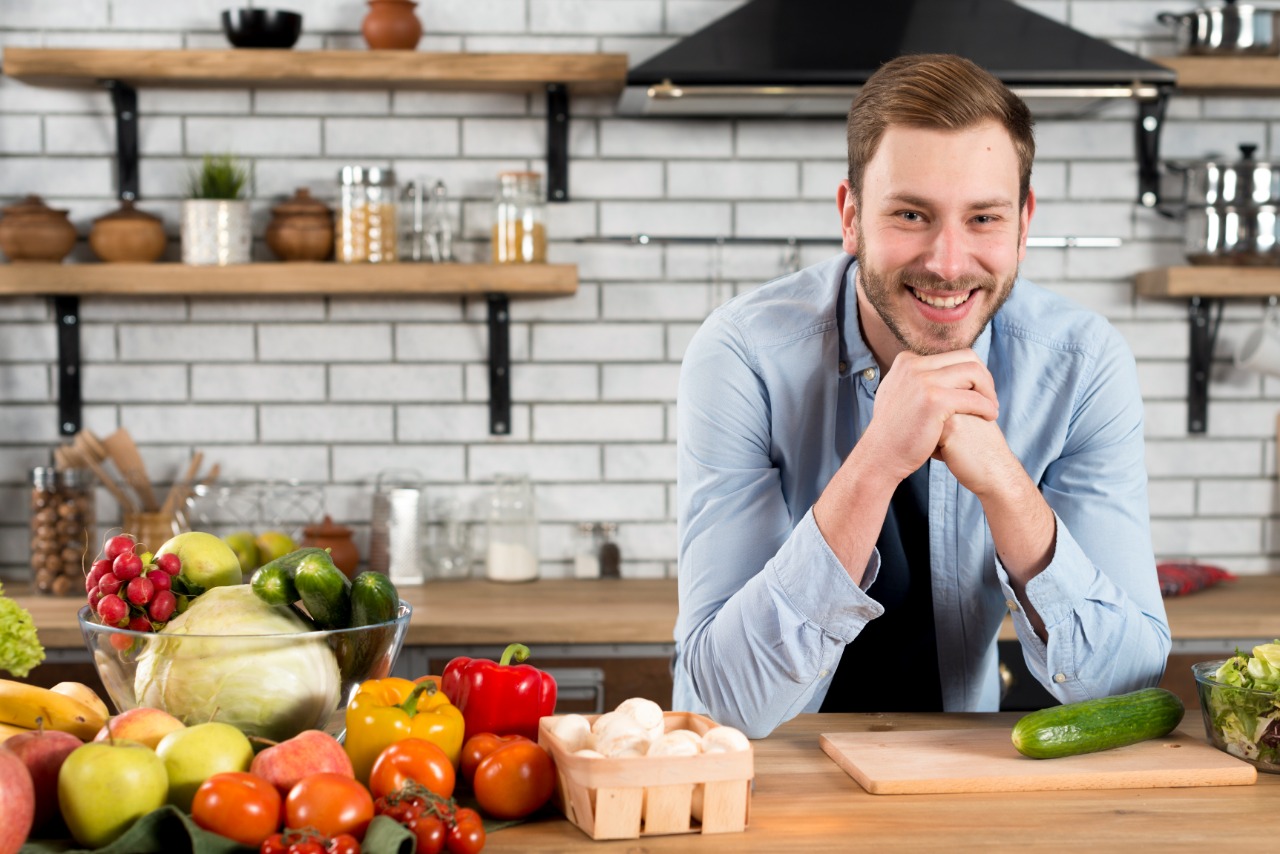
349,571 -> 400,627
1011,687 -> 1185,759
249,563 -> 299,607
293,550 -> 352,630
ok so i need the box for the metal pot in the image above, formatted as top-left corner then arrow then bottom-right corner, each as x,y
1168,144 -> 1280,264
1158,1 -> 1280,55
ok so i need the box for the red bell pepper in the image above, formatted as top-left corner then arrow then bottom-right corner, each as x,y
441,642 -> 557,741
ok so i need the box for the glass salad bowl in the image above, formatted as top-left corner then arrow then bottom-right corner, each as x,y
1192,659 -> 1280,773
79,596 -> 412,743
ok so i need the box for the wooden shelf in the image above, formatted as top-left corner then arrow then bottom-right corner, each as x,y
1155,56 -> 1280,93
1,48 -> 629,96
0,262 -> 578,297
1134,266 -> 1280,298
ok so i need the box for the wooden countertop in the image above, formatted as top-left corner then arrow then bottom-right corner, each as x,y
14,574 -> 1278,650
484,713 -> 1277,851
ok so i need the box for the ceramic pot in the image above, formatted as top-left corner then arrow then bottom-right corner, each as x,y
301,514 -> 360,579
181,199 -> 251,265
265,188 -> 334,262
0,195 -> 77,263
362,0 -> 422,50
89,200 -> 167,263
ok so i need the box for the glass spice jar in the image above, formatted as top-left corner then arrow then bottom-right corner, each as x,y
492,171 -> 546,263
484,474 -> 539,583
29,466 -> 95,596
338,165 -> 398,263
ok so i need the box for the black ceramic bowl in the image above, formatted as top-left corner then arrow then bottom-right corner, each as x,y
221,8 -> 303,49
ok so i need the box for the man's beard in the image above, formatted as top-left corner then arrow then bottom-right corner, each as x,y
856,220 -> 1017,356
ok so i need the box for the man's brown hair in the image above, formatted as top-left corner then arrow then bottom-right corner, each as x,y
846,53 -> 1035,208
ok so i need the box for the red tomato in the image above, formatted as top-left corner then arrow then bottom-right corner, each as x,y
445,807 -> 486,854
289,843 -> 326,854
192,771 -> 283,847
260,833 -> 289,854
459,732 -> 529,786
327,833 -> 361,854
408,814 -> 447,854
369,738 -> 456,801
285,773 -> 375,840
472,740 -> 555,820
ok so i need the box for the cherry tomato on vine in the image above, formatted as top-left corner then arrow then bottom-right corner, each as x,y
472,739 -> 555,820
192,771 -> 283,847
261,833 -> 289,854
459,732 -> 530,786
327,833 -> 361,854
446,807 -> 486,854
285,773 -> 374,840
407,814 -> 447,854
369,738 -> 456,800
289,842 -> 326,854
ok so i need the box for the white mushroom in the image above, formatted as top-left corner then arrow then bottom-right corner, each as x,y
590,710 -> 628,737
549,713 -> 594,752
614,697 -> 666,741
597,727 -> 651,757
646,729 -> 702,757
573,748 -> 606,758
700,725 -> 751,753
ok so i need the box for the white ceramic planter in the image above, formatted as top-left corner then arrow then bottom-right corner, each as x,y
181,199 -> 251,265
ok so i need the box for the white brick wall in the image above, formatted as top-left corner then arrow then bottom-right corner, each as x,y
2,0 -> 1279,581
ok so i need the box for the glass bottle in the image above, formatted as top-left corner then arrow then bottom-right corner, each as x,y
484,474 -> 538,582
426,497 -> 472,581
573,522 -> 600,579
425,179 -> 455,262
29,466 -> 95,596
338,165 -> 398,264
491,171 -> 546,263
598,522 -> 621,579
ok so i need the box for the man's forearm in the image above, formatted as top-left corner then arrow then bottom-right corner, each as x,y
812,442 -> 901,585
975,461 -> 1055,641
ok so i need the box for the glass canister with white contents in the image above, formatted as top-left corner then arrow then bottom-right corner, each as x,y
484,474 -> 539,582
492,171 -> 546,263
338,165 -> 398,263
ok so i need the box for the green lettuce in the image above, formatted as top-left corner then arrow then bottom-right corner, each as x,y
0,582 -> 45,678
1206,640 -> 1280,766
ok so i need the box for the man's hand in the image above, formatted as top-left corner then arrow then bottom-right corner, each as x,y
932,412 -> 1020,498
859,349 -> 1000,483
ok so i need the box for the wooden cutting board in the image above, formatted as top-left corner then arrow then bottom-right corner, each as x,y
820,728 -> 1257,794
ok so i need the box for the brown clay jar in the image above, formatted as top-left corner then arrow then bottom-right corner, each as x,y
362,0 -> 422,50
0,195 -> 77,263
266,188 -> 334,262
301,514 -> 360,579
89,200 -> 167,263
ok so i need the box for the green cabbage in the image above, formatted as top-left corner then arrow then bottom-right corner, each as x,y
134,585 -> 341,741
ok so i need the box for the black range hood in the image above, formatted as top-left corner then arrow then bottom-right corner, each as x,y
620,0 -> 1175,118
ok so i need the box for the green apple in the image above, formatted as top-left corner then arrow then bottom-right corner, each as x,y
255,530 -> 297,565
223,530 -> 261,573
156,531 -> 243,590
57,740 -> 168,849
155,721 -> 253,811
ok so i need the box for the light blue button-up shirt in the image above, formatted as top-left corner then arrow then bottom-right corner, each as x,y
674,254 -> 1170,738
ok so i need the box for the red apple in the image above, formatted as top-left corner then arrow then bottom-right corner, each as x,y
5,728 -> 81,831
94,706 -> 186,750
249,729 -> 354,796
0,746 -> 35,854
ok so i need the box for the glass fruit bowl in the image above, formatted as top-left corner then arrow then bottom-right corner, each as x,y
1192,659 -> 1280,773
79,598 -> 412,743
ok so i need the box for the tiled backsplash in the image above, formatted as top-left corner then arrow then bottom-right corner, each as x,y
2,0 -> 1278,580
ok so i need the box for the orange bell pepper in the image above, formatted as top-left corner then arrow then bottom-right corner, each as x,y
344,676 -> 465,783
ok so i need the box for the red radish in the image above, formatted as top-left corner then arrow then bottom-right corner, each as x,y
154,553 -> 181,576
97,573 -> 122,595
97,594 -> 128,625
149,591 -> 177,623
103,534 -> 136,561
126,576 -> 155,606
145,570 -> 171,592
112,552 -> 143,581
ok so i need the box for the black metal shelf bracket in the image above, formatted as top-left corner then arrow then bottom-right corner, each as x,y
487,294 -> 512,435
1187,296 -> 1223,434
104,79 -> 139,201
547,83 -> 569,202
54,296 -> 82,437
1137,87 -> 1171,209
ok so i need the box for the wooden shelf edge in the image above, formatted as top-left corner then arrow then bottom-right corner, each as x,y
2,48 -> 629,95
1155,56 -> 1280,93
1135,266 -> 1280,297
0,262 -> 578,297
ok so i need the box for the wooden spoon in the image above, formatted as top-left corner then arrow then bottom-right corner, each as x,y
102,428 -> 160,511
161,451 -> 204,519
62,446 -> 137,512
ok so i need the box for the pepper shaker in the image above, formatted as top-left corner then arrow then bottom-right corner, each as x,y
598,522 -> 620,579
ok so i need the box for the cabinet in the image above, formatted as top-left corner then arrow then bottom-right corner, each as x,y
0,47 -> 628,434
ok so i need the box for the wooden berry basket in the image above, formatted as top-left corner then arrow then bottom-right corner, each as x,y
537,710 -> 753,841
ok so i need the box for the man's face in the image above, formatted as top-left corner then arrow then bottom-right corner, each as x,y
838,120 -> 1034,360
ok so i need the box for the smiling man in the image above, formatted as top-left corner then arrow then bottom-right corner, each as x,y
673,54 -> 1170,737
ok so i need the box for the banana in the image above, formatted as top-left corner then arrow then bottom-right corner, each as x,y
0,679 -> 102,741
0,721 -> 32,743
50,681 -> 111,722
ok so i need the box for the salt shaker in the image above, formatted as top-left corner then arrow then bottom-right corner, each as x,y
573,522 -> 600,579
484,474 -> 538,582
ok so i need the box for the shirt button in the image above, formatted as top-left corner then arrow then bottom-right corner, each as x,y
1005,599 -> 1019,612
838,361 -> 848,373
1053,673 -> 1067,684
862,367 -> 876,381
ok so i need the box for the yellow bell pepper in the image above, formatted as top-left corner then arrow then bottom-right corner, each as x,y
344,676 -> 465,783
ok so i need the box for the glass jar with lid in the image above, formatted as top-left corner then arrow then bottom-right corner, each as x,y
29,466 -> 95,596
492,171 -> 546,263
338,165 -> 398,263
484,473 -> 539,582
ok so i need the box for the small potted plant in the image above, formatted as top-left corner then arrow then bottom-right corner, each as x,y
181,154 -> 250,265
